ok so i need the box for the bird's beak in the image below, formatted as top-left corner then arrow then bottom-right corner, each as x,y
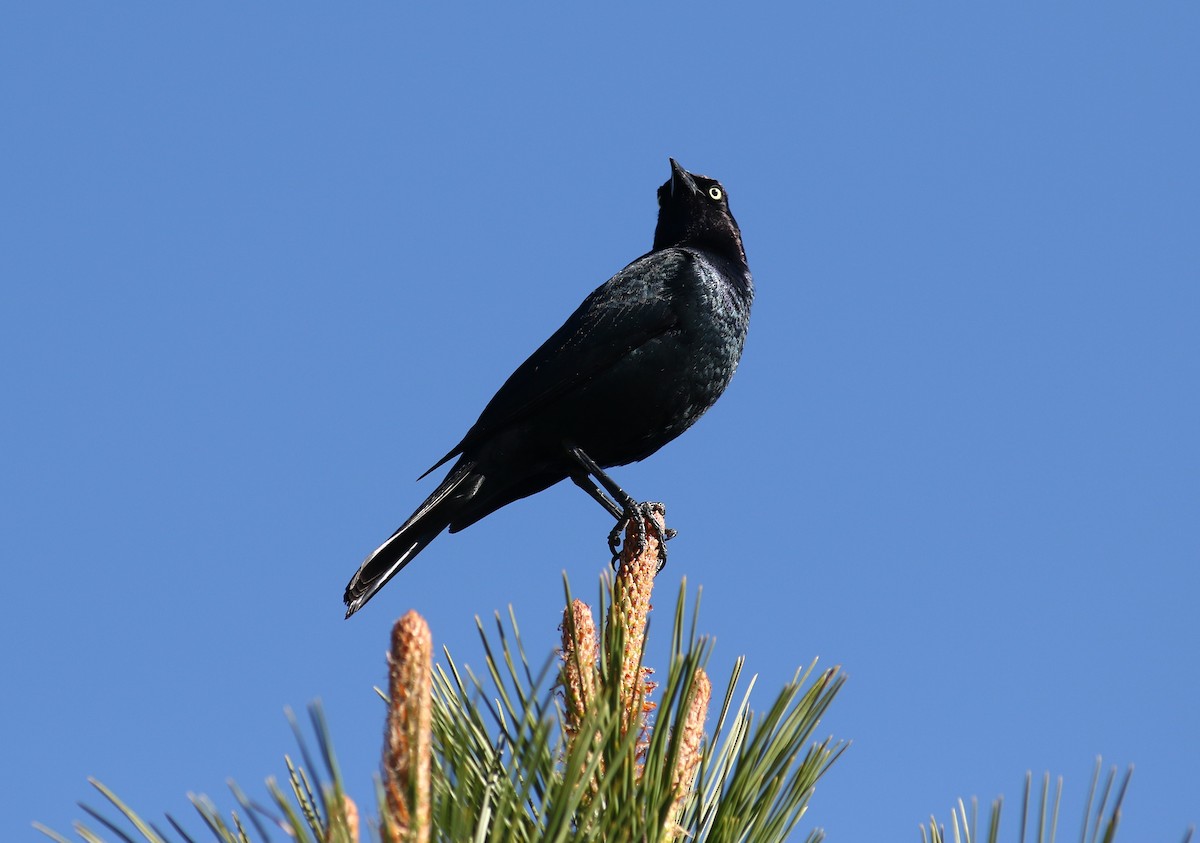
669,158 -> 698,198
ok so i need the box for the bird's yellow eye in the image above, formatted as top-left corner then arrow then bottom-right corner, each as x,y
709,186 -> 723,201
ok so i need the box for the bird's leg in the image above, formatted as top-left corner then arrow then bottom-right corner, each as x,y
566,446 -> 675,568
569,473 -> 628,559
568,472 -> 625,520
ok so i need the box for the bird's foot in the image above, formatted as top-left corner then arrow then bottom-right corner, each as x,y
607,521 -> 624,564
609,501 -> 675,571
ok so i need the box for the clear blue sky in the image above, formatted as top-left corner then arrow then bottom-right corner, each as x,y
2,5 -> 1197,841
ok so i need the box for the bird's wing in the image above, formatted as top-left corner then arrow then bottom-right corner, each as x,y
420,249 -> 689,477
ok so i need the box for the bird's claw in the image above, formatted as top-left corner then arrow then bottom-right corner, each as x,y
609,501 -> 674,571
607,522 -> 624,564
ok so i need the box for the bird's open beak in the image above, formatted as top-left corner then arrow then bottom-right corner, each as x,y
669,158 -> 698,198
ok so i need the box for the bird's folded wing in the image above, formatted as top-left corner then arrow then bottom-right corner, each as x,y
420,250 -> 689,477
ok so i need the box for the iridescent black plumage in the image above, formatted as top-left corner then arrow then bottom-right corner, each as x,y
344,159 -> 753,616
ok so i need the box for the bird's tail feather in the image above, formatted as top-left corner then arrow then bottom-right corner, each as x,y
343,460 -> 479,617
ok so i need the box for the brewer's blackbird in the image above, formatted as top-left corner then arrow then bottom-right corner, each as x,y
344,158 -> 753,617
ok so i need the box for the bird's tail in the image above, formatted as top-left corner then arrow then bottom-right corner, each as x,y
343,460 -> 481,618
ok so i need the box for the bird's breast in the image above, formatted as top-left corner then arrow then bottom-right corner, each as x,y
569,283 -> 750,466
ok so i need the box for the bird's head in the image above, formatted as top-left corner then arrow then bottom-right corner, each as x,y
653,158 -> 746,262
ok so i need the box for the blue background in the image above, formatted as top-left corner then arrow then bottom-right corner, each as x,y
2,5 -> 1196,841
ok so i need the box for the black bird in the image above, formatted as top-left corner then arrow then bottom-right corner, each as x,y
344,159 -> 753,617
